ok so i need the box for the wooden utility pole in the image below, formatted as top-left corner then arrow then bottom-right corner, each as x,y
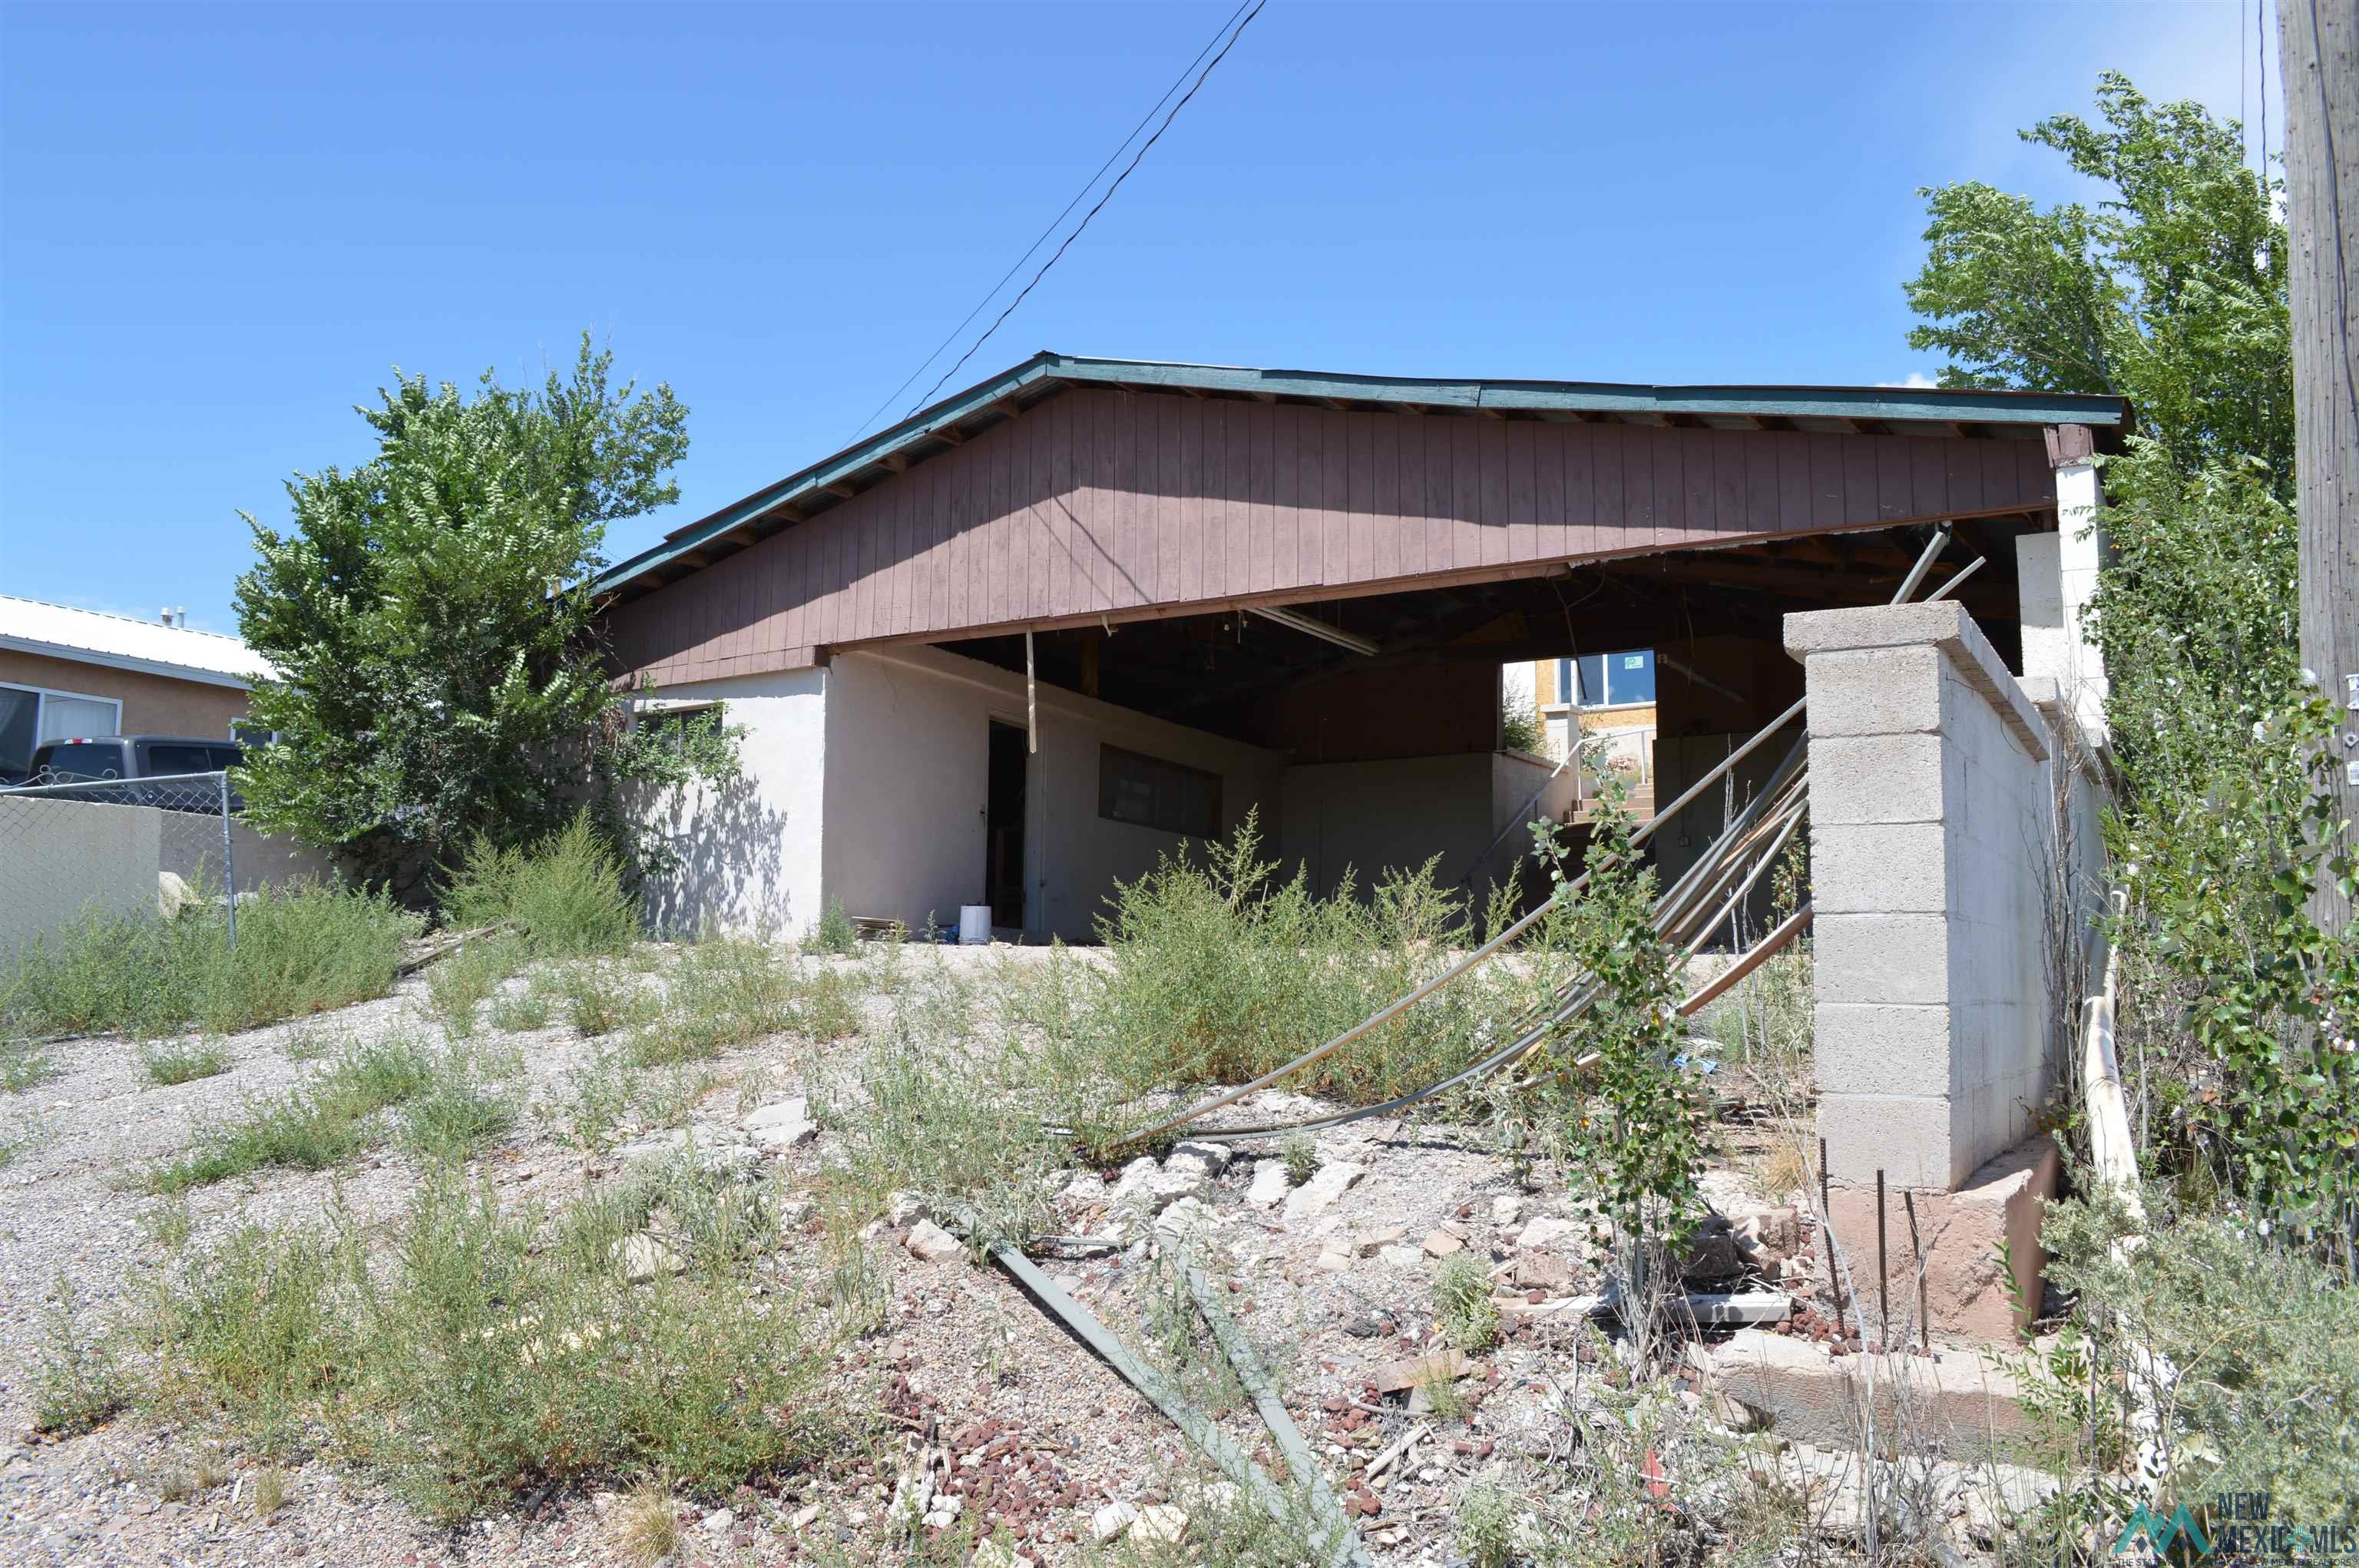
2280,0 -> 2359,933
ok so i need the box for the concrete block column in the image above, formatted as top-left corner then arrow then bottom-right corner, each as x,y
2017,423 -> 2109,743
1786,601 -> 2060,1340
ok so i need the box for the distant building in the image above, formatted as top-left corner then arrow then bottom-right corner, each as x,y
0,597 -> 275,779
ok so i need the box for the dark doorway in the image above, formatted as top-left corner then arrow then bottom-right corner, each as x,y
985,721 -> 1027,930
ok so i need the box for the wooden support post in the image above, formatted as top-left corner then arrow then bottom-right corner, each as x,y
2279,0 -> 2359,934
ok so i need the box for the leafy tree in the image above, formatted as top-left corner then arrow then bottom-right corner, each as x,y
1904,72 -> 2291,486
235,336 -> 730,889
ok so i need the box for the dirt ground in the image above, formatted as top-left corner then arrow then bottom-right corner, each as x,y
0,941 -> 1819,1567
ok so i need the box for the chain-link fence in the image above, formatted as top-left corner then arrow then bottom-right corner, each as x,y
0,771 -> 244,957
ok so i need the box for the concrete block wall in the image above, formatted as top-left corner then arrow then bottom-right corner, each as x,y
1786,601 -> 2054,1193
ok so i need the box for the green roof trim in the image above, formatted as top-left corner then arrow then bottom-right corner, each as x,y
596,352 -> 2126,594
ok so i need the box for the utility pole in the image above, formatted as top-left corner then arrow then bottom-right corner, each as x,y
2279,0 -> 2359,933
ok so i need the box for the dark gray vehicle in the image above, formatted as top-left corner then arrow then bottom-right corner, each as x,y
9,736 -> 246,808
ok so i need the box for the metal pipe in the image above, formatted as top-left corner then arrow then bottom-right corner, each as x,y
1675,901 -> 1812,1018
1247,604 -> 1381,657
1926,554 -> 1987,602
219,769 -> 237,952
1890,521 -> 1954,605
1877,1168 -> 1891,1349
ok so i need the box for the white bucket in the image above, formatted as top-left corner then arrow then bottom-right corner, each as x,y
958,905 -> 993,945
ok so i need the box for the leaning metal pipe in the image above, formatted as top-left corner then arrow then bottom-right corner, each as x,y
1114,696 -> 1808,1149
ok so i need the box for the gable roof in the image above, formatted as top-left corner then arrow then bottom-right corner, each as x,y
595,352 -> 2129,600
0,596 -> 277,690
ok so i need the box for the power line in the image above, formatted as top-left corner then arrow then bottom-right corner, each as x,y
902,0 -> 1269,419
845,0 -> 1256,443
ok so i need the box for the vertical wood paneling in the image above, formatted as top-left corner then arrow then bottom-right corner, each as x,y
604,387 -> 2067,680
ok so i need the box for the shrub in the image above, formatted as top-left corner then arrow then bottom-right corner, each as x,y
150,1034 -> 438,1191
1431,1253 -> 1500,1352
31,1273 -> 127,1435
801,899 -> 859,957
422,937 -> 518,1039
141,1222 -> 349,1457
1074,810 -> 1518,1110
439,812 -> 640,958
1279,1133 -> 1321,1186
636,936 -> 802,1063
1,880 -> 418,1042
139,1038 -> 231,1086
551,961 -> 660,1038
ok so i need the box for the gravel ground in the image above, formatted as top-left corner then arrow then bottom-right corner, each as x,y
0,941 -> 1808,1566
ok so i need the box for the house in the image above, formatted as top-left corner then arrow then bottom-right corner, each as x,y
0,597 -> 276,780
593,353 -> 2121,942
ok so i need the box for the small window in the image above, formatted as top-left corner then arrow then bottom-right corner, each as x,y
144,743 -> 219,776
0,681 -> 123,779
636,702 -> 725,754
1550,649 -> 1655,710
1098,744 -> 1222,839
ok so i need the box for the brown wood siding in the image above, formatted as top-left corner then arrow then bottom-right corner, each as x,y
606,388 -> 2060,686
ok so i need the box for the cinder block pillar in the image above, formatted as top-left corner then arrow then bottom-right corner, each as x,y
1785,600 -> 2060,1341
2017,423 -> 2109,743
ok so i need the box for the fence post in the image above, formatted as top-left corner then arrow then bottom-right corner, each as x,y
218,769 -> 237,951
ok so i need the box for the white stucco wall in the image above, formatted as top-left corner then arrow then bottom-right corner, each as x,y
628,667 -> 827,938
1279,754 -> 1493,901
821,645 -> 1285,942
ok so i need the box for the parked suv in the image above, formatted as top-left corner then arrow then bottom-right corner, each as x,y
10,736 -> 246,809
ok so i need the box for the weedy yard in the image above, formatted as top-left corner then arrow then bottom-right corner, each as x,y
0,822 -> 2070,1568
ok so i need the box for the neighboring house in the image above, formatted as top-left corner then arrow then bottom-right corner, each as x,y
0,597 -> 276,780
1507,647 -> 1661,815
592,352 -> 2122,941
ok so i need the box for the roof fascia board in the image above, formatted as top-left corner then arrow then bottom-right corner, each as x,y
0,635 -> 259,690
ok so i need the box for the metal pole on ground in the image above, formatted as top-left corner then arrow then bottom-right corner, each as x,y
1876,1168 -> 1890,1350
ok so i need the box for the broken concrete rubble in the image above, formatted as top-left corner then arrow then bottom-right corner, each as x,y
743,1096 -> 817,1150
1282,1159 -> 1365,1220
1243,1158 -> 1291,1209
905,1219 -> 969,1265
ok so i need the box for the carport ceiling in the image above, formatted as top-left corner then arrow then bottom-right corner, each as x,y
938,518 -> 2030,747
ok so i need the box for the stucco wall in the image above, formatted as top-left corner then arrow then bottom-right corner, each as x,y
627,668 -> 827,938
0,796 -> 163,954
822,646 -> 1285,942
0,649 -> 251,739
1,796 -> 341,958
1279,754 -> 1493,902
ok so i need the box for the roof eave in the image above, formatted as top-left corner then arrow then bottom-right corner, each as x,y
0,634 -> 266,690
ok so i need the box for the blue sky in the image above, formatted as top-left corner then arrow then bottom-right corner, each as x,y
2,1 -> 2279,633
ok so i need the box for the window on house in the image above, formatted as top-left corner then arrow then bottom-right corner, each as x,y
1098,744 -> 1222,839
1553,649 -> 1656,710
0,682 -> 124,780
634,702 -> 724,753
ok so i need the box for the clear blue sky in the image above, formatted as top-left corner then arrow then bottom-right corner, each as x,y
1,1 -> 2279,633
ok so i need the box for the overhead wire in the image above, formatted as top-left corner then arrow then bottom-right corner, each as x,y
902,0 -> 1270,418
844,0 -> 1256,443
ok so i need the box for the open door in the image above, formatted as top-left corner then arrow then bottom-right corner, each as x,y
985,720 -> 1027,931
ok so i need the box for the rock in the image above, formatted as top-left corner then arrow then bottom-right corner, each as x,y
1091,1500 -> 1139,1542
701,1508 -> 735,1533
1059,1172 -> 1110,1207
743,1097 -> 816,1150
1372,1348 -> 1469,1394
1134,1503 -> 1188,1544
1514,1214 -> 1583,1251
886,1191 -> 932,1227
614,1129 -> 758,1181
1282,1160 -> 1365,1221
616,1232 -> 686,1282
1514,1251 -> 1574,1290
1343,1315 -> 1382,1337
1165,1140 -> 1232,1179
1735,1205 -> 1804,1256
1353,1226 -> 1408,1257
789,1504 -> 821,1531
1379,1245 -> 1424,1270
1490,1194 -> 1525,1229
1154,1196 -> 1215,1242
1682,1216 -> 1745,1282
157,871 -> 194,920
905,1219 -> 968,1264
1421,1229 -> 1464,1259
1316,1250 -> 1352,1272
1244,1159 -> 1292,1209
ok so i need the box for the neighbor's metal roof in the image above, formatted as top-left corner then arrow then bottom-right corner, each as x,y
597,352 -> 2129,595
0,596 -> 277,690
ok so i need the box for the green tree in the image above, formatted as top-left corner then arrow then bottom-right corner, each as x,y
235,336 -> 722,887
1904,72 -> 2291,485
